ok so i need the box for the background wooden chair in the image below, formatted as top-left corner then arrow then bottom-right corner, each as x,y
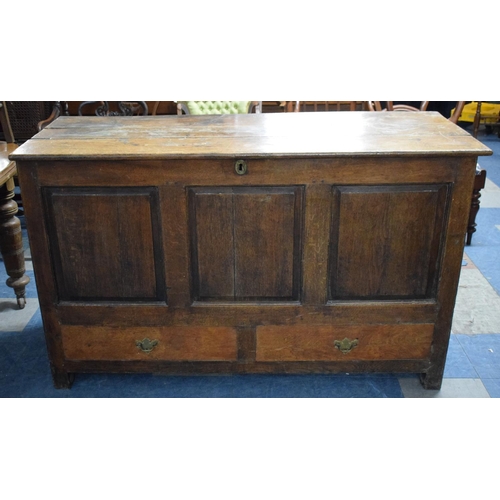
366,101 -> 430,112
366,101 -> 467,123
367,101 -> 485,245
0,101 -> 30,308
77,101 -> 148,116
0,101 -> 61,142
291,101 -> 364,112
470,102 -> 500,138
175,101 -> 262,115
0,102 -> 65,216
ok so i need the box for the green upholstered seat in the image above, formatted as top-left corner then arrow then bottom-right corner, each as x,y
177,101 -> 255,115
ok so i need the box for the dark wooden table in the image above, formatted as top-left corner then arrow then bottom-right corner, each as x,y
11,112 -> 492,389
0,142 -> 29,308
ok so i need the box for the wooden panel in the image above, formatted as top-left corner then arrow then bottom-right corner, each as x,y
160,185 -> 191,308
331,185 -> 449,300
62,325 -> 238,361
45,187 -> 165,301
233,187 -> 302,300
34,157 -> 459,189
56,301 -> 438,328
189,186 -> 303,302
256,324 -> 434,362
63,358 -> 431,376
189,188 -> 235,300
15,163 -> 67,383
422,157 -> 479,388
237,326 -> 256,362
302,185 -> 332,304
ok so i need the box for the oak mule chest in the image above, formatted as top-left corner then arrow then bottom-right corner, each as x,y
11,112 -> 491,389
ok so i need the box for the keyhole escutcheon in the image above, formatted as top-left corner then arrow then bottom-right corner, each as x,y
235,160 -> 248,175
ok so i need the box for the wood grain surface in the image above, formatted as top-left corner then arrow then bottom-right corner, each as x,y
256,324 -> 434,361
11,112 -> 492,160
62,325 -> 238,361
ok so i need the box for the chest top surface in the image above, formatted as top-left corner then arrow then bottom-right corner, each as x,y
10,111 -> 492,161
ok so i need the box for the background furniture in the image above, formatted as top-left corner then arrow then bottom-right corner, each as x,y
0,101 -> 64,216
21,101 -> 366,118
367,102 -> 461,117
471,102 -> 500,138
0,101 -> 59,142
77,101 -> 148,116
366,101 -> 430,112
175,101 -> 262,115
447,101 -> 500,138
291,101 -> 364,112
12,112 -> 490,389
0,102 -> 30,308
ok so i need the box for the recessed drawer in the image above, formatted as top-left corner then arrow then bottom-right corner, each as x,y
62,326 -> 238,362
256,324 -> 434,362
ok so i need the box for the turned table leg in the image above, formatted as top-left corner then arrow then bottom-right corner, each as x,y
0,177 -> 30,308
466,168 -> 487,246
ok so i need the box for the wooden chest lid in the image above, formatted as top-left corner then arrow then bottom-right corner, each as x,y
10,111 -> 492,160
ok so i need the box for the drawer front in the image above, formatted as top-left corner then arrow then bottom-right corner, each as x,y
62,326 -> 238,362
256,324 -> 434,362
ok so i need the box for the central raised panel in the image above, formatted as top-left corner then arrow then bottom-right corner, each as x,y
189,186 -> 303,302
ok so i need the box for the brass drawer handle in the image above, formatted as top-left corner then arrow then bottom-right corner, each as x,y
235,159 -> 248,175
334,338 -> 359,354
136,338 -> 159,354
